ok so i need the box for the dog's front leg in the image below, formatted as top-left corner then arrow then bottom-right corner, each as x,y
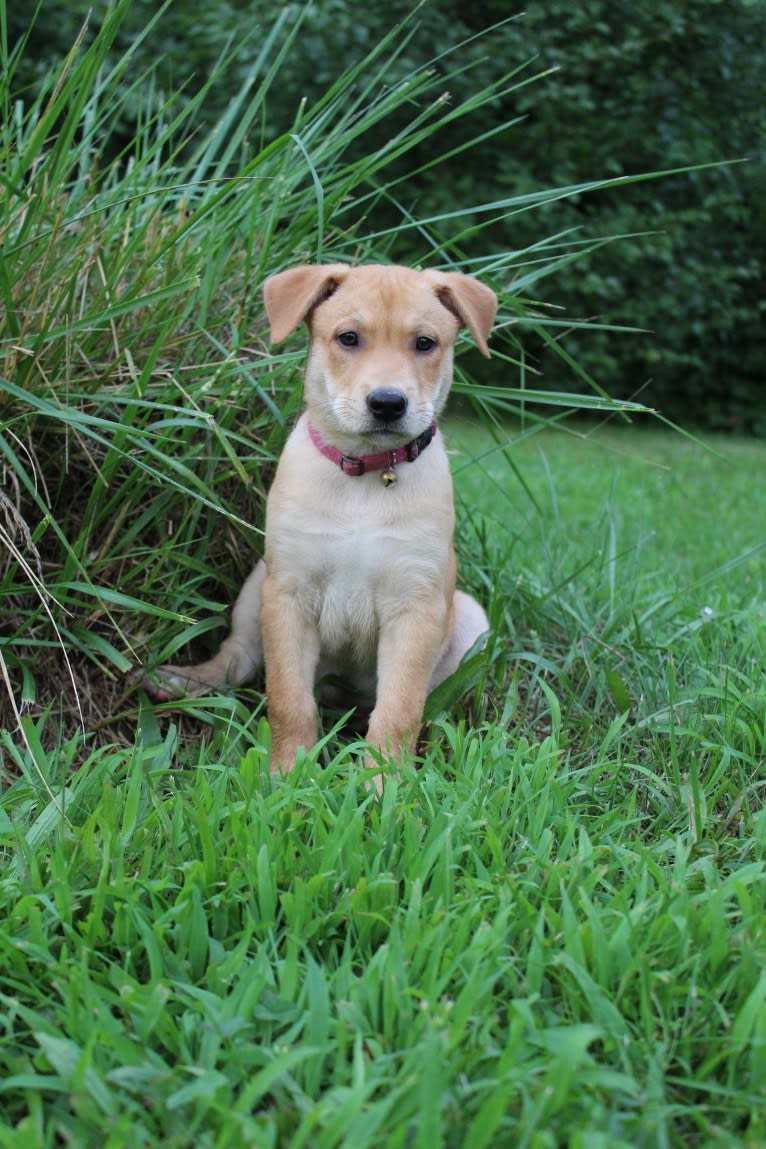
260,576 -> 320,771
365,600 -> 449,778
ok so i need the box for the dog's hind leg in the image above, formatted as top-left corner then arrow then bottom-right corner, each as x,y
429,590 -> 489,691
138,560 -> 266,700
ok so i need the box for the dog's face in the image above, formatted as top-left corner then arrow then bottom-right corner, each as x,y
264,264 -> 497,448
304,265 -> 464,445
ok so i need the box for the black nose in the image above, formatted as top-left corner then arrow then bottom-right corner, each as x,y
366,388 -> 408,422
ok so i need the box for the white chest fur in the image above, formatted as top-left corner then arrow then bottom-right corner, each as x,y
264,417 -> 455,675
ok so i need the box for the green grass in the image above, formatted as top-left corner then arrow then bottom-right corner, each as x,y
2,4 -> 766,1146
451,418 -> 766,602
2,425 -> 766,1148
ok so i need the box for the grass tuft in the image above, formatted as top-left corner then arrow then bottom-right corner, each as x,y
1,2 -> 660,743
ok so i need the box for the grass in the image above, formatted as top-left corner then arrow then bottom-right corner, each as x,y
452,418 -> 766,600
2,3 -> 766,1146
0,0 -> 647,743
3,426 -> 766,1148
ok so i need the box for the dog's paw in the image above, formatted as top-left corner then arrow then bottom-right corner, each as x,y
363,754 -> 388,797
130,665 -> 208,701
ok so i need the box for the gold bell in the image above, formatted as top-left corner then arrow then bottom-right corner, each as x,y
381,466 -> 397,487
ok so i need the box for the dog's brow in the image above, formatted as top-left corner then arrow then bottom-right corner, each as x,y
410,308 -> 440,327
332,307 -> 366,328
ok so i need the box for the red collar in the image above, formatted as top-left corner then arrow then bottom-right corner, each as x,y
307,420 -> 438,477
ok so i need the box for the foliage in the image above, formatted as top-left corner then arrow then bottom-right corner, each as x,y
484,0 -> 765,432
10,0 -> 763,429
0,0 -> 651,739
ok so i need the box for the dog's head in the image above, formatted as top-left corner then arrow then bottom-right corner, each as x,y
263,264 -> 497,448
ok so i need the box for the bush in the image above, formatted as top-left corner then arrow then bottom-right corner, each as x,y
13,0 -> 761,429
1,1 -> 653,742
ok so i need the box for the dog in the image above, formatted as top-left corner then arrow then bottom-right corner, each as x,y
140,263 -> 497,785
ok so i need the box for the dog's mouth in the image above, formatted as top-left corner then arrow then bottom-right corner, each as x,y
361,418 -> 420,446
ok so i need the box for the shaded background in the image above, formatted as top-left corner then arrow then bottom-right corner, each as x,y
10,0 -> 765,430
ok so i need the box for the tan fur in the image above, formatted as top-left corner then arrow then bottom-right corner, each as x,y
140,264 -> 497,788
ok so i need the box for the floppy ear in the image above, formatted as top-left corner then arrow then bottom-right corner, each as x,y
426,270 -> 498,358
263,264 -> 350,344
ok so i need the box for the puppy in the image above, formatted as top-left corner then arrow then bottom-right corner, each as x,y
141,263 -> 497,784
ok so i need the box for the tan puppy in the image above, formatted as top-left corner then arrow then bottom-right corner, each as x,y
142,264 -> 497,782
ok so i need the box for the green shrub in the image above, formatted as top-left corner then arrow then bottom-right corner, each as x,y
13,0 -> 761,429
1,1 -> 651,741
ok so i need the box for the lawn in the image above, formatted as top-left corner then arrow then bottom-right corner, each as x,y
450,416 -> 766,604
2,420 -> 765,1148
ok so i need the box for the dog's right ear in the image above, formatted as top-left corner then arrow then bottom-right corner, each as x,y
263,264 -> 349,344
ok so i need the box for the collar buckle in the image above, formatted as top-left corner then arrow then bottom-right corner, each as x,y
339,454 -> 365,476
406,424 -> 434,461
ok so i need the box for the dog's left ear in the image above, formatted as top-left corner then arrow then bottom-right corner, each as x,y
263,264 -> 350,344
427,271 -> 498,358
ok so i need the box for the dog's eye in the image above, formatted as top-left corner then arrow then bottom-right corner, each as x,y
414,335 -> 436,353
337,331 -> 359,348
